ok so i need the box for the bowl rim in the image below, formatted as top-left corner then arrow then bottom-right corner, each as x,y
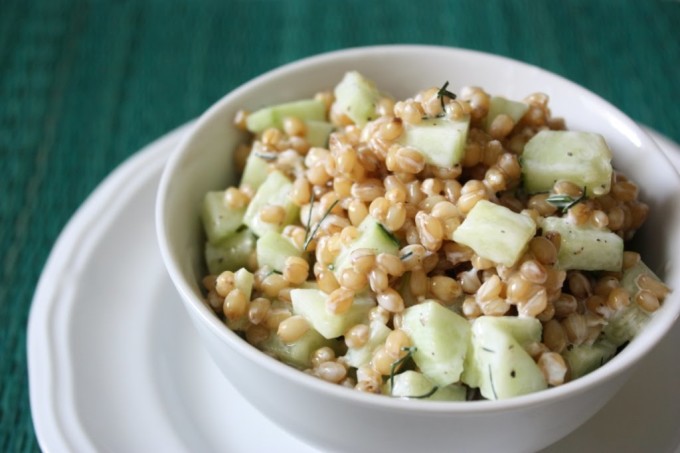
156,44 -> 680,413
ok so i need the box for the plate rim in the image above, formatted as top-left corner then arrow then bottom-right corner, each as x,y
27,123 -> 680,452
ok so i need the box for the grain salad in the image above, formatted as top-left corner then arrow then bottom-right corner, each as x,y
199,71 -> 670,400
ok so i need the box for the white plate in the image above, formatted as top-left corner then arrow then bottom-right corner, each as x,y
28,123 -> 680,453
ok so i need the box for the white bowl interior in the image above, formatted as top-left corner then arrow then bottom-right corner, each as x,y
156,45 -> 680,451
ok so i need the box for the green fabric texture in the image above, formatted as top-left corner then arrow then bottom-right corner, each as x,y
1,0 -> 679,450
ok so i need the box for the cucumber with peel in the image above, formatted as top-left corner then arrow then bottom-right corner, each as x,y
332,215 -> 400,280
260,328 -> 337,369
384,370 -> 467,401
401,300 -> 471,387
333,71 -> 380,127
521,130 -> 613,196
541,216 -> 623,271
204,228 -> 256,274
256,231 -> 305,273
452,200 -> 537,267
462,316 -> 547,400
291,288 -> 376,339
484,96 -> 528,131
201,191 -> 246,245
243,170 -> 299,237
398,116 -> 470,169
246,99 -> 326,134
343,321 -> 391,368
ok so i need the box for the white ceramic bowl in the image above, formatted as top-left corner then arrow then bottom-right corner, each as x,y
156,45 -> 680,453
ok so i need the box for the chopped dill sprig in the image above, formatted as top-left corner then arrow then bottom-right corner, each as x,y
437,81 -> 457,110
405,385 -> 439,399
545,187 -> 586,213
389,346 -> 417,393
252,151 -> 278,161
488,364 -> 498,400
304,191 -> 315,240
303,199 -> 339,251
399,251 -> 414,261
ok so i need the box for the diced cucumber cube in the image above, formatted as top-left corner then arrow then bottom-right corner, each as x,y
401,301 -> 471,387
333,71 -> 380,127
201,191 -> 246,245
305,120 -> 335,148
475,315 -> 543,347
541,217 -> 623,271
484,96 -> 528,131
521,130 -> 613,196
384,371 -> 467,401
563,341 -> 617,379
256,231 -> 305,273
260,328 -> 337,369
621,259 -> 665,297
608,260 -> 670,345
204,229 -> 256,274
343,321 -> 391,368
602,303 -> 650,348
291,289 -> 376,339
333,215 -> 400,280
234,268 -> 254,301
452,200 -> 536,267
398,272 -> 418,308
243,170 -> 299,237
462,316 -> 547,400
240,151 -> 270,191
399,116 -> 470,169
223,269 -> 255,331
246,99 -> 326,134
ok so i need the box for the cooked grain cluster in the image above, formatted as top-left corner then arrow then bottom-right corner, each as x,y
202,82 -> 668,395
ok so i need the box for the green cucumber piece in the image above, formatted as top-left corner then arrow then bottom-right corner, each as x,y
452,200 -> 536,267
398,272 -> 418,308
201,191 -> 246,245
401,301 -> 471,387
305,120 -> 334,148
240,150 -> 270,191
256,231 -> 305,273
521,130 -> 613,196
563,341 -> 617,379
260,328 -> 337,369
246,99 -> 326,134
384,371 -> 467,401
234,268 -> 254,300
541,217 -> 623,271
462,316 -> 547,400
603,304 -> 649,347
399,116 -> 469,168
333,71 -> 380,127
291,288 -> 376,339
476,315 -> 542,348
332,215 -> 400,280
601,260 -> 665,346
204,228 -> 256,275
343,321 -> 391,368
224,269 -> 256,331
484,96 -> 528,131
621,259 -> 665,296
243,170 -> 299,237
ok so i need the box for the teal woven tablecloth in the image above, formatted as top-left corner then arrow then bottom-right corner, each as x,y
2,0 -> 679,450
